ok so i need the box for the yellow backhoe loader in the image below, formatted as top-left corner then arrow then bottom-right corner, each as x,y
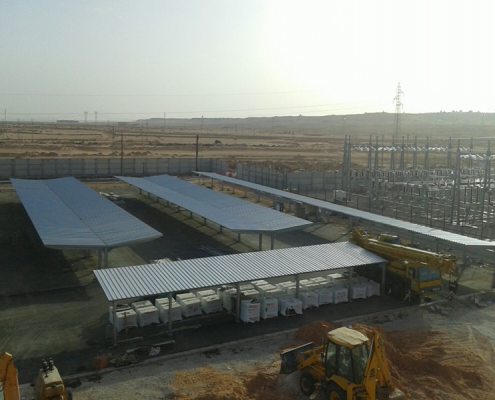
0,352 -> 72,400
280,327 -> 405,400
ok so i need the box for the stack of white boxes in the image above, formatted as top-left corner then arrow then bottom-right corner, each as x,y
298,291 -> 319,309
200,295 -> 223,314
131,300 -> 159,327
363,280 -> 381,297
108,304 -> 138,332
314,288 -> 334,305
195,289 -> 216,300
348,283 -> 367,300
332,286 -> 349,304
240,299 -> 260,323
256,284 -> 277,297
260,297 -> 278,319
155,298 -> 182,323
217,287 -> 237,312
278,296 -> 303,316
276,281 -> 296,293
176,293 -> 202,317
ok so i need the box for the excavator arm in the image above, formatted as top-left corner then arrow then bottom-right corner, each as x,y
0,353 -> 20,400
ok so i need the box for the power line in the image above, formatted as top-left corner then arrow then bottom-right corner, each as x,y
5,101 -> 384,117
0,90 -> 309,98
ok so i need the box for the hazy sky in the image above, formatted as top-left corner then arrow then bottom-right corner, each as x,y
1,1 -> 494,121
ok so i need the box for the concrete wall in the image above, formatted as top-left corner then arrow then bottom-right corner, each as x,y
0,158 -> 227,179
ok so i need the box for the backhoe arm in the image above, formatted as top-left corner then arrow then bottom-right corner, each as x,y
372,333 -> 396,390
0,353 -> 21,400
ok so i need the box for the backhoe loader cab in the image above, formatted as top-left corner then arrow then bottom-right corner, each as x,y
281,327 -> 405,400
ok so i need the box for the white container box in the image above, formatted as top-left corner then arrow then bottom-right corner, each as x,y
310,277 -> 327,284
219,288 -> 237,311
180,298 -> 202,317
176,293 -> 196,305
364,281 -> 381,297
276,281 -> 295,291
278,297 -> 303,316
260,297 -> 278,319
257,284 -> 277,296
201,295 -> 222,314
315,288 -> 334,305
240,299 -> 260,323
327,273 -> 344,284
264,288 -> 284,298
333,286 -> 349,304
155,299 -> 182,323
298,291 -> 319,309
135,306 -> 159,327
301,282 -> 322,291
131,300 -> 153,311
109,308 -> 138,332
108,304 -> 131,321
251,280 -> 269,288
195,289 -> 216,301
348,283 -> 367,300
239,284 -> 255,291
299,279 -> 312,286
241,289 -> 260,301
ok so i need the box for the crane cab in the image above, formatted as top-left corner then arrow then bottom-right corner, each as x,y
378,234 -> 401,245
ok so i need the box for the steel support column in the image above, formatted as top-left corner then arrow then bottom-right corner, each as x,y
112,301 -> 118,346
235,282 -> 241,323
259,234 -> 262,251
104,247 -> 109,269
168,293 -> 173,337
295,274 -> 300,299
98,250 -> 102,269
270,233 -> 275,250
348,266 -> 354,302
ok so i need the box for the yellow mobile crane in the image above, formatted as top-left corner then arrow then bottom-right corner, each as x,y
350,228 -> 457,299
280,326 -> 405,400
0,352 -> 72,400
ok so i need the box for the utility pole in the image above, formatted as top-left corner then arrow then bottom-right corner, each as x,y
424,136 -> 430,170
200,115 -> 204,134
413,136 -> 418,169
367,135 -> 372,170
480,140 -> 491,238
399,135 -> 405,170
374,135 -> 379,171
120,129 -> 124,176
195,135 -> 199,171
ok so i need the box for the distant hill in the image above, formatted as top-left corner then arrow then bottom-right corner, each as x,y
135,112 -> 495,141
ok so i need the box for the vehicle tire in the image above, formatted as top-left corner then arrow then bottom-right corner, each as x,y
327,382 -> 347,400
67,391 -> 73,400
300,372 -> 316,396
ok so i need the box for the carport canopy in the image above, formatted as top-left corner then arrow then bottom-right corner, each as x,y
116,174 -> 312,235
95,242 -> 386,345
194,172 -> 494,248
11,177 -> 162,252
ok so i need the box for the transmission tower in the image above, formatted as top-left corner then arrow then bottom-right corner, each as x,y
393,83 -> 404,147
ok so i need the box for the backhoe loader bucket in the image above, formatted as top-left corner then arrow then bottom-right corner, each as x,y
279,343 -> 315,375
377,387 -> 406,400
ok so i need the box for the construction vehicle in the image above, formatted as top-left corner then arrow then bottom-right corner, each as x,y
0,352 -> 72,400
350,228 -> 457,299
0,353 -> 20,400
280,326 -> 405,399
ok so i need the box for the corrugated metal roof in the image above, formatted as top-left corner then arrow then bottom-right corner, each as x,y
195,172 -> 494,247
11,177 -> 162,250
94,242 -> 385,301
116,174 -> 312,234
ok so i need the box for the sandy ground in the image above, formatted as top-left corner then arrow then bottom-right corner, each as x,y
23,295 -> 492,400
0,122 -> 486,170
